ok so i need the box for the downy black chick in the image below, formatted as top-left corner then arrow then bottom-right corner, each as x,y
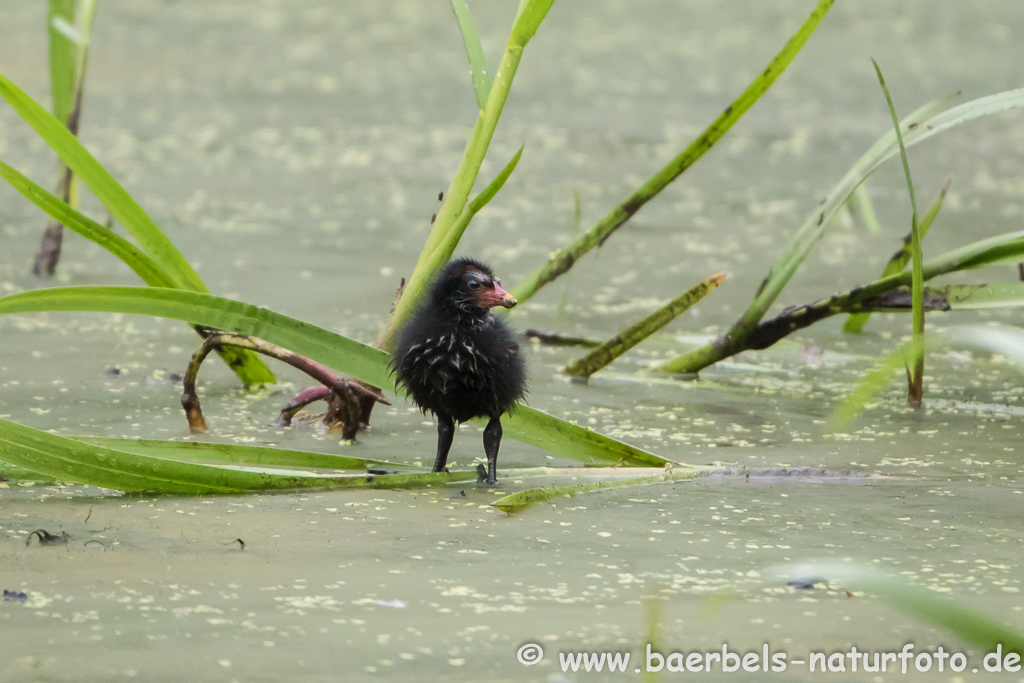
393,258 -> 526,484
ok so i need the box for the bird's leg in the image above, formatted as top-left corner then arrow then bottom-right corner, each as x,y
482,417 -> 502,485
433,415 -> 455,473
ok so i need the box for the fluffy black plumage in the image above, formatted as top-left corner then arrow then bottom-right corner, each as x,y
393,258 -> 526,484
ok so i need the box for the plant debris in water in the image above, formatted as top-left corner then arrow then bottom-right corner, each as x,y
224,538 -> 246,550
25,529 -> 72,546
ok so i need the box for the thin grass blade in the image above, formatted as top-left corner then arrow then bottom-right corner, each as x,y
853,184 -> 881,234
750,86 -> 1024,328
844,182 -> 948,332
449,0 -> 492,111
565,272 -> 725,378
742,93 -> 958,333
510,0 -> 836,304
431,145 -> 523,261
47,0 -> 76,126
378,3 -> 555,349
873,59 -> 924,404
508,0 -> 556,45
667,86 -> 1024,374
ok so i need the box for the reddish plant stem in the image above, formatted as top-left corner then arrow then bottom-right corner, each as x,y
181,332 -> 388,439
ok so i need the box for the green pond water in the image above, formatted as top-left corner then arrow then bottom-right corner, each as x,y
1,1 -> 1023,681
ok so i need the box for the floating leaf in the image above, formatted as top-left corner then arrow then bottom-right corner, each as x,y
492,468 -> 697,514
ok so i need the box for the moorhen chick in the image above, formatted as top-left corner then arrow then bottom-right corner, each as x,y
393,258 -> 526,484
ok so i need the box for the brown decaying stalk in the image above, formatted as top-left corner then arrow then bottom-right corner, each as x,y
34,85 -> 85,277
181,331 -> 388,439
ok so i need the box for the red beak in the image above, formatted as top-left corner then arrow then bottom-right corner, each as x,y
481,283 -> 517,309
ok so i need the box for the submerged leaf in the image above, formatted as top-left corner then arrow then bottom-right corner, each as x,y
492,469 -> 696,514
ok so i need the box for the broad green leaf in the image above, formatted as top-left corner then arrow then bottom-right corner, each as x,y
565,272 -> 725,378
504,405 -> 673,468
0,286 -> 390,387
449,0 -> 491,111
0,160 -> 174,287
0,416 -> 476,493
47,0 -> 76,126
72,437 -> 411,471
0,286 -> 677,469
0,72 -> 275,385
0,73 -> 203,291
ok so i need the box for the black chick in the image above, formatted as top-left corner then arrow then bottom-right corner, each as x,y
393,258 -> 526,484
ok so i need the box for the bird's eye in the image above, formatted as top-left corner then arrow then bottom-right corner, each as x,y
467,280 -> 481,290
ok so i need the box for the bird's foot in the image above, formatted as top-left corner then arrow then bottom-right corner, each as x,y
475,463 -> 497,486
